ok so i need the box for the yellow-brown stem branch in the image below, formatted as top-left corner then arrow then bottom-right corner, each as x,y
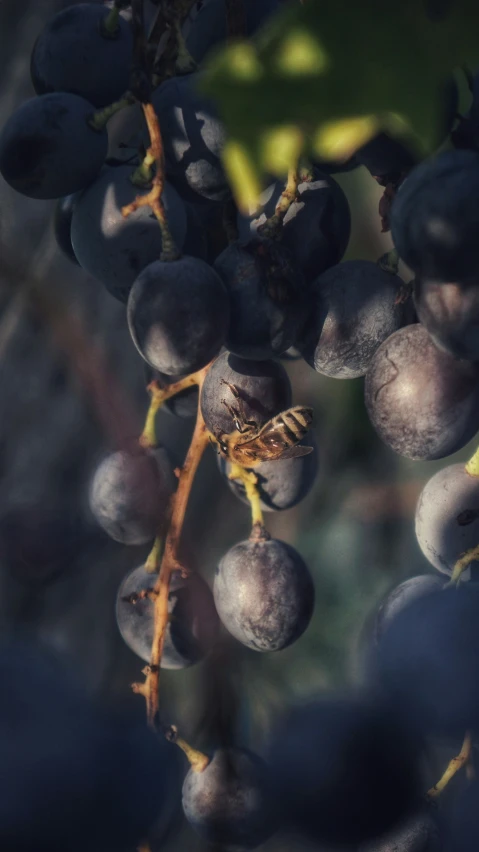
427,732 -> 472,798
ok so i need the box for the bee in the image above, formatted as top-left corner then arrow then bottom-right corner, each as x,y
214,380 -> 314,466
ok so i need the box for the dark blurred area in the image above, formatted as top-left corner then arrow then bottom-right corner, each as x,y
0,2 -> 477,850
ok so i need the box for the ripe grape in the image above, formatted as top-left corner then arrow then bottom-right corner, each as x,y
200,350 -> 292,436
30,3 -> 133,109
355,133 -> 417,181
54,193 -> 79,264
71,166 -> 187,303
218,432 -> 318,511
89,446 -> 174,545
214,534 -> 314,652
414,278 -> 479,362
415,463 -> 479,580
390,150 -> 479,281
237,171 -> 351,283
213,239 -> 305,360
127,256 -> 229,376
116,564 -> 219,669
152,74 -> 229,204
0,93 -> 107,199
268,696 -> 421,847
359,811 -> 437,852
0,642 -> 174,852
374,575 -> 446,644
183,0 -> 280,65
298,260 -> 409,379
375,585 -> 479,736
364,324 -> 479,460
182,747 -> 274,848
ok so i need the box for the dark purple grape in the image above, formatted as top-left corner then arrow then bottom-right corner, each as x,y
71,166 -> 187,303
182,747 -> 274,848
298,260 -> 409,379
414,278 -> 479,361
89,446 -> 174,545
0,93 -> 107,199
53,193 -> 79,264
0,641 -> 174,852
30,3 -> 133,109
152,74 -> 229,204
268,696 -> 421,847
218,431 -> 318,511
391,150 -> 479,282
375,585 -> 479,737
374,575 -> 446,644
356,133 -> 417,181
415,463 -> 479,580
200,350 -> 292,436
364,324 -> 479,460
237,171 -> 351,283
213,239 -> 305,359
116,564 -> 219,669
359,811 -> 438,852
214,533 -> 314,652
183,0 -> 279,65
127,256 -> 230,376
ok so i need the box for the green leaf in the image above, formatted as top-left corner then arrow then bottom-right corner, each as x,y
200,0 -> 479,209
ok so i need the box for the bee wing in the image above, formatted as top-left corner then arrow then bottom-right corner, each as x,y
238,417 -> 311,461
274,445 -> 314,460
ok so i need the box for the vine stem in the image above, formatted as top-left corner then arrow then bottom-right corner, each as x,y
449,544 -> 479,586
132,365 -> 211,727
228,463 -> 264,528
140,369 -> 206,449
466,444 -> 479,477
257,165 -> 300,239
121,102 -> 179,261
427,732 -> 472,798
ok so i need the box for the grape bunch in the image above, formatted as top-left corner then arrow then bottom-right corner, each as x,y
4,1 -> 479,851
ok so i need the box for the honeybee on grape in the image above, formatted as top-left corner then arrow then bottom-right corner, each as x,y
214,380 -> 314,467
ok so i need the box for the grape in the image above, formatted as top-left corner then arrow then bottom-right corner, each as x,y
213,239 -> 305,360
359,811 -> 437,852
183,0 -> 280,65
355,133 -> 417,181
116,564 -> 219,669
237,171 -> 351,283
390,150 -> 479,282
0,93 -> 107,199
89,446 -> 174,545
375,585 -> 479,737
71,166 -> 187,303
364,324 -> 479,461
415,463 -> 479,580
127,256 -> 229,376
54,193 -> 79,264
152,74 -> 230,204
0,642 -> 174,852
183,201 -> 209,260
268,696 -> 421,847
200,351 -> 292,436
30,4 -> 133,109
374,575 -> 446,644
298,260 -> 409,379
214,534 -> 314,652
218,431 -> 318,512
182,747 -> 274,848
414,278 -> 479,362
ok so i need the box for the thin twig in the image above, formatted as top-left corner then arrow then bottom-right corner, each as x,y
132,365 -> 211,726
257,166 -> 300,239
427,732 -> 472,798
122,102 -> 179,261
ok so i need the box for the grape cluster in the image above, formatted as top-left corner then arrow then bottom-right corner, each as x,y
4,1 -> 479,851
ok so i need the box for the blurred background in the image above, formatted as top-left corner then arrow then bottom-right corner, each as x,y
0,2 -> 473,849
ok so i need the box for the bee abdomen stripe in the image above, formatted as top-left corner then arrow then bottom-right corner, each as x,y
283,411 -> 307,437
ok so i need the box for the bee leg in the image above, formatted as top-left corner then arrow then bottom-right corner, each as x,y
220,381 -> 258,434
